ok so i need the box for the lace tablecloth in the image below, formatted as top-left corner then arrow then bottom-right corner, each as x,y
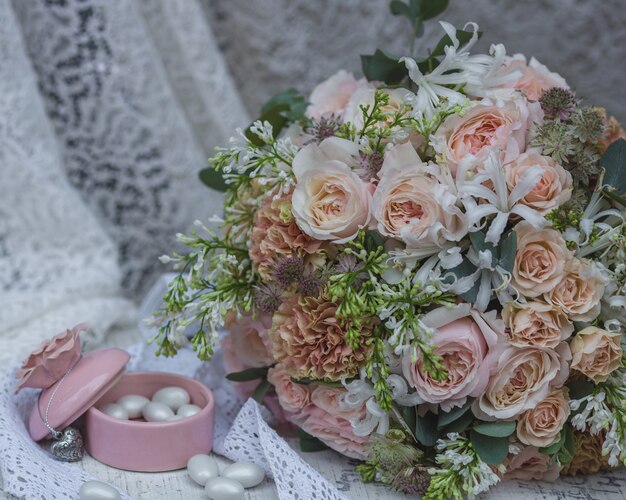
1,275 -> 626,500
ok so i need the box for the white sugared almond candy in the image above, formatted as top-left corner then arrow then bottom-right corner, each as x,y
116,394 -> 149,419
142,401 -> 175,422
152,386 -> 190,411
187,454 -> 219,486
79,480 -> 121,500
204,477 -> 244,500
100,403 -> 129,420
222,461 -> 265,488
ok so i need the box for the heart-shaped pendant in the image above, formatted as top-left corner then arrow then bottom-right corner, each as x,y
50,427 -> 84,462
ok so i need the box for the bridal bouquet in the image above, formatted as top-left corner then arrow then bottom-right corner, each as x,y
153,2 -> 626,497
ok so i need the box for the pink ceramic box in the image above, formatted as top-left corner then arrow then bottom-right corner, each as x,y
85,371 -> 215,472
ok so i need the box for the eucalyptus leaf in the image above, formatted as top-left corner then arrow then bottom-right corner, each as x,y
600,138 -> 626,193
415,411 -> 439,447
437,399 -> 473,429
498,231 -> 517,273
441,409 -> 474,434
557,426 -> 575,465
199,167 -> 228,192
297,429 -> 330,452
473,420 -> 516,438
252,378 -> 271,403
226,366 -> 270,382
398,406 -> 417,434
470,430 -> 509,465
539,429 -> 566,455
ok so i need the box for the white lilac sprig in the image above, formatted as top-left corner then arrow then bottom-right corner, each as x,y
424,433 -> 501,500
570,368 -> 626,467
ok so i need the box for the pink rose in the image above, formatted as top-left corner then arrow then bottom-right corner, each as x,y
294,386 -> 369,459
501,54 -> 569,101
401,305 -> 502,411
432,96 -> 537,176
513,223 -> 572,298
476,343 -> 571,419
16,324 -> 85,392
306,70 -> 361,120
504,446 -> 560,481
506,153 -> 572,214
291,137 -> 373,243
222,313 -> 273,399
372,143 -> 467,249
570,327 -> 623,383
267,363 -> 311,413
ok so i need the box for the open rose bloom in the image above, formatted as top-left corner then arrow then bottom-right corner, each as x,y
154,16 -> 626,499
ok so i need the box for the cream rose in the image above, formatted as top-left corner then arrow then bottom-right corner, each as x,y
546,258 -> 606,322
344,87 -> 410,129
503,301 -> 573,348
506,153 -> 572,214
516,388 -> 570,448
476,343 -> 571,419
570,327 -> 623,383
291,137 -> 373,242
372,143 -> 467,248
267,363 -> 312,413
402,304 -> 503,411
501,54 -> 569,101
306,70 -> 361,120
512,222 -> 572,298
432,96 -> 535,176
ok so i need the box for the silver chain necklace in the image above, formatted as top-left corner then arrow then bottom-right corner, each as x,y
38,359 -> 85,462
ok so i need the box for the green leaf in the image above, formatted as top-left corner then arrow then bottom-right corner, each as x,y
398,406 -> 417,434
360,49 -> 408,84
415,411 -> 439,447
601,138 -> 626,193
470,430 -> 509,465
473,420 -> 516,438
603,189 -> 626,208
290,377 -> 344,388
297,429 -> 329,452
498,231 -> 517,273
365,230 -> 385,251
226,366 -> 270,382
246,88 -> 307,146
199,167 -> 228,192
448,258 -> 479,303
469,231 -> 496,254
441,409 -> 474,434
252,378 -> 271,403
420,0 -> 449,20
390,0 -> 411,17
437,399 -> 473,429
567,379 -> 595,400
539,429 -> 566,455
557,426 -> 575,465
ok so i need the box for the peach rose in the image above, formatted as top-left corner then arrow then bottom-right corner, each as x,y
512,223 -> 572,298
267,363 -> 311,413
291,137 -> 373,243
476,343 -> 570,419
402,305 -> 502,411
506,153 -> 572,214
249,189 -> 323,280
271,295 -> 372,381
504,446 -> 560,481
503,301 -> 573,349
432,96 -> 535,176
501,54 -> 569,101
372,143 -> 467,249
16,324 -> 85,392
306,70 -> 362,120
563,430 -> 611,476
570,327 -> 622,383
516,388 -> 570,448
295,386 -> 369,459
546,258 -> 606,322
